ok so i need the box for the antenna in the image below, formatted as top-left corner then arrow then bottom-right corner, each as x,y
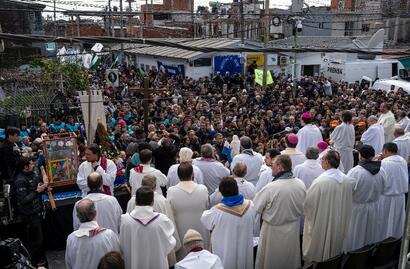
353,28 -> 385,60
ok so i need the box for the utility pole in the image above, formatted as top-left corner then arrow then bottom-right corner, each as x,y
240,0 -> 245,44
108,0 -> 113,36
120,0 -> 124,64
54,0 -> 57,36
293,28 -> 297,96
120,0 -> 124,38
262,0 -> 270,90
76,15 -> 81,36
192,0 -> 195,38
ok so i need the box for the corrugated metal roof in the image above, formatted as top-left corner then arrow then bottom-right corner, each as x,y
127,38 -> 241,60
127,46 -> 203,60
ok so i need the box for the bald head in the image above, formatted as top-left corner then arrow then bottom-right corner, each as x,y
87,172 -> 103,191
394,127 -> 405,138
76,199 -> 96,223
232,161 -> 247,178
141,174 -> 157,191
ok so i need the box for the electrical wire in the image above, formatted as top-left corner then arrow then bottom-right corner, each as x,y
1,32 -> 410,56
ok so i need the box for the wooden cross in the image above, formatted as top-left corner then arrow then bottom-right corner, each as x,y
129,77 -> 168,135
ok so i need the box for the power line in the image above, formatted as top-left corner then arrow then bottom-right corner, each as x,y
1,33 -> 410,56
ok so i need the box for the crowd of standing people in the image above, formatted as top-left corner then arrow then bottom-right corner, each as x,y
1,65 -> 410,269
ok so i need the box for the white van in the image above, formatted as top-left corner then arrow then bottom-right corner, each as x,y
371,79 -> 410,94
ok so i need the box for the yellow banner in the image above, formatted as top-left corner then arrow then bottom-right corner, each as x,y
254,69 -> 273,86
247,54 -> 264,66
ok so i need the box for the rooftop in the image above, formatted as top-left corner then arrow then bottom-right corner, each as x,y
126,38 -> 243,60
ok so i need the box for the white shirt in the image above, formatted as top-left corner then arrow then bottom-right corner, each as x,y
77,158 -> 117,197
65,221 -> 120,269
393,135 -> 410,161
378,111 -> 396,143
296,124 -> 323,155
192,158 -> 230,194
281,148 -> 307,171
256,167 -> 273,193
209,177 -> 256,206
120,206 -> 176,269
381,155 -> 409,196
231,151 -> 264,186
167,163 -> 204,188
73,192 -> 122,234
361,124 -> 385,155
293,159 -> 324,189
175,250 -> 223,269
129,164 -> 168,196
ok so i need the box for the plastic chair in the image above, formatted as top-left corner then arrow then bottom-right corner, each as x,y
372,237 -> 401,269
342,244 -> 375,269
315,253 -> 344,269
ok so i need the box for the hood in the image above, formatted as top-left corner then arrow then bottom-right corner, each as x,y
359,159 -> 381,175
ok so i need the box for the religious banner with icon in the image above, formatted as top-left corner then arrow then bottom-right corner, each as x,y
42,133 -> 79,187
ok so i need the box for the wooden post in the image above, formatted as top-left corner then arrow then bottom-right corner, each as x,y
143,77 -> 150,135
128,77 -> 168,135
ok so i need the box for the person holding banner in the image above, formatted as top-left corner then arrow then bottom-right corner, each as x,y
77,143 -> 117,197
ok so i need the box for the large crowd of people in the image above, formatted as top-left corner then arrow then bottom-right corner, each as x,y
1,66 -> 410,269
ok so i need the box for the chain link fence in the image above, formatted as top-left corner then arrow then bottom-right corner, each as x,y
0,69 -> 60,126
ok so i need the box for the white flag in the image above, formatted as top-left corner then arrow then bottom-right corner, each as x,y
83,54 -> 93,69
91,43 -> 104,53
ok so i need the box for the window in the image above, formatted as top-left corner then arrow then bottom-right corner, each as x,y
362,23 -> 370,32
318,22 -> 325,29
193,58 -> 212,67
344,21 -> 354,36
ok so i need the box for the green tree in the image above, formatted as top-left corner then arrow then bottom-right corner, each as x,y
31,58 -> 89,96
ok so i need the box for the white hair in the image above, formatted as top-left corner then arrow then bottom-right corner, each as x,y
179,147 -> 193,162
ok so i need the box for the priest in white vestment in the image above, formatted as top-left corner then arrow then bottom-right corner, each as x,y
303,150 -> 353,263
256,149 -> 281,192
210,161 -> 256,206
77,143 -> 117,197
317,141 -> 345,172
330,111 -> 355,173
230,136 -> 263,186
192,144 -> 230,193
167,147 -> 204,187
73,172 -> 122,233
254,155 -> 306,269
378,142 -> 409,240
175,229 -> 223,269
296,112 -> 323,155
129,149 -> 168,196
294,147 -> 324,189
66,199 -> 120,269
281,133 -> 306,171
377,103 -> 396,143
126,175 -> 181,267
344,145 -> 386,251
396,110 -> 410,130
167,162 -> 210,260
120,187 -> 176,269
202,176 -> 258,269
360,115 -> 385,155
393,128 -> 410,162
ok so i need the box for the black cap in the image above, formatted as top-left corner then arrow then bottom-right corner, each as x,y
356,144 -> 375,159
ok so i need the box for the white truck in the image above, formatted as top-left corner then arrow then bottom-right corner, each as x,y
322,59 -> 404,83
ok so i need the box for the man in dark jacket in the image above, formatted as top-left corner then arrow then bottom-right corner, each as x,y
13,157 -> 48,267
0,127 -> 21,186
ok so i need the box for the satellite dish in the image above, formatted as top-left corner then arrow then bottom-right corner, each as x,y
353,28 -> 385,60
367,29 -> 385,50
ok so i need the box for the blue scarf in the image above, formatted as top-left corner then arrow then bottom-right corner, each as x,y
221,194 -> 244,207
